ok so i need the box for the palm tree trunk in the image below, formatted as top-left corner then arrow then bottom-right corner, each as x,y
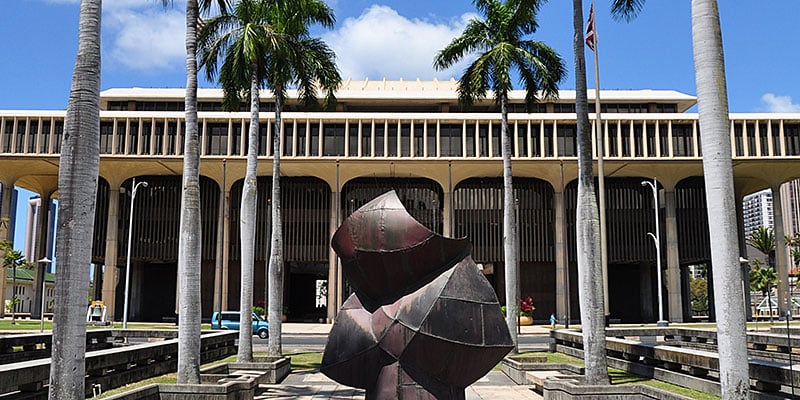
268,90 -> 285,357
766,289 -> 773,323
48,0 -> 101,398
501,92 -> 519,352
177,0 -> 202,384
573,0 -> 608,384
237,67 -> 260,362
691,0 -> 748,397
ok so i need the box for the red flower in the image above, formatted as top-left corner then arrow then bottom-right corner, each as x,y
520,296 -> 535,316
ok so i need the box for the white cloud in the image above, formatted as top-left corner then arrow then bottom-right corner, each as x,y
759,93 -> 800,113
322,5 -> 475,80
40,0 -> 187,72
106,7 -> 186,71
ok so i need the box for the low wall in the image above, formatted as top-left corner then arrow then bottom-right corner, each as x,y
552,329 -> 800,397
0,330 -> 237,398
103,357 -> 291,400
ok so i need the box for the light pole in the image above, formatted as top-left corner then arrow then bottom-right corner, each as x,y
641,178 -> 667,326
38,257 -> 51,332
123,178 -> 148,329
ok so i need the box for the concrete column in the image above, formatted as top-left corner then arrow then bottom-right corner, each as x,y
640,261 -> 654,321
442,190 -> 452,237
213,182 -> 225,315
327,184 -> 339,322
92,264 -> 103,300
554,190 -> 569,321
735,191 -> 752,320
221,187 -> 231,310
773,184 -> 790,317
0,182 -> 12,237
0,181 -> 13,318
664,189 -> 683,322
32,192 -> 52,319
101,187 -> 120,319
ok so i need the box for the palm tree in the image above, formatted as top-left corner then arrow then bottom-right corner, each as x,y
749,226 -> 775,262
434,0 -> 565,353
157,0 -> 231,384
750,259 -> 778,322
570,0 -> 608,384
257,0 -> 341,357
611,0 -> 750,397
198,0 -> 278,362
0,241 -> 24,324
47,1 -> 102,398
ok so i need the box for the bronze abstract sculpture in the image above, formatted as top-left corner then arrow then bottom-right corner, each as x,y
322,191 -> 513,400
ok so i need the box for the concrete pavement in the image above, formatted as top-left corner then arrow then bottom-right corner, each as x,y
256,370 -> 542,400
257,322 -> 550,399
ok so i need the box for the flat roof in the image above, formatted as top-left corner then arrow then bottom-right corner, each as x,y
99,79 -> 698,112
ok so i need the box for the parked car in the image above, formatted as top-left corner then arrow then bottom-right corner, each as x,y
210,311 -> 269,339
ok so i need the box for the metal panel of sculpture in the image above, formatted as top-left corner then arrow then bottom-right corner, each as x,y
322,191 -> 514,400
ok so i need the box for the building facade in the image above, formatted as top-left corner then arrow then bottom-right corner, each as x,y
2,79 -> 800,324
743,189 -> 773,239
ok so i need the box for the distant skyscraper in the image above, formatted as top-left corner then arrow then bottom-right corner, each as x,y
743,189 -> 773,240
781,179 -> 800,238
23,196 -> 56,271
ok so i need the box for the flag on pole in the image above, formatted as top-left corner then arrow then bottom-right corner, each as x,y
585,4 -> 596,51
196,15 -> 205,32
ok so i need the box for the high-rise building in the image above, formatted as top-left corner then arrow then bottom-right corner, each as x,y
743,189 -> 773,240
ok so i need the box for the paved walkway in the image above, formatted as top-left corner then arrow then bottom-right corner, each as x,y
256,370 -> 542,399
260,323 -> 550,398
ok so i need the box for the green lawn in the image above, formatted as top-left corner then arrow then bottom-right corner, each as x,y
0,319 -> 211,332
95,352 -> 321,399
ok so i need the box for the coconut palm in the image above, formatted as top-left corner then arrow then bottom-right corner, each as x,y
611,0 -> 750,397
749,226 -> 775,261
252,0 -> 341,357
157,0 -> 231,384
0,241 -> 24,324
786,233 -> 800,268
47,1 -> 102,398
198,0 -> 281,362
434,0 -> 565,353
569,0 -> 608,384
750,259 -> 778,322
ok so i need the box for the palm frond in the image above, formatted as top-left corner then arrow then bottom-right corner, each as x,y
434,19 -> 490,71
610,0 -> 645,22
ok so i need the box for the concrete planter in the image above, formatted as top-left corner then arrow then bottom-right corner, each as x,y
201,356 -> 291,385
104,357 -> 291,400
543,377 -> 694,400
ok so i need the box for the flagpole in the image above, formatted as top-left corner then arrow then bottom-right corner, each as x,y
589,0 -> 610,319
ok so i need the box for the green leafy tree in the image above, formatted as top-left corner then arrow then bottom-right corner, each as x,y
611,1 -> 749,396
750,259 -> 778,322
690,277 -> 708,316
434,0 -> 565,353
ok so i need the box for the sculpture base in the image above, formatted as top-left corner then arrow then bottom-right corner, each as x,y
367,362 -> 465,400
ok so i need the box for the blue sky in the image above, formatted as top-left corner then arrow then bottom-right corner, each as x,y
0,0 -> 798,113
